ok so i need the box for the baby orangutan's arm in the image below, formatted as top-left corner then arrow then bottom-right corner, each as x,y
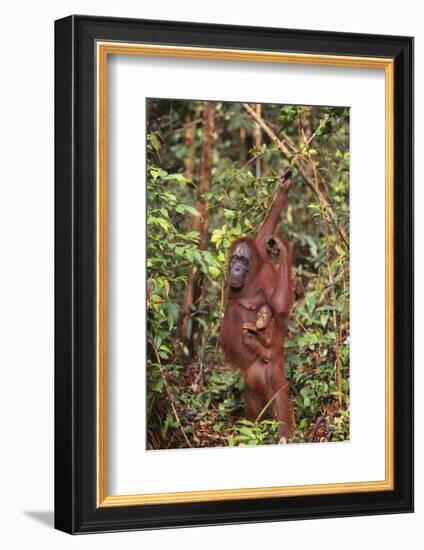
256,327 -> 273,349
243,322 -> 273,349
242,330 -> 273,363
242,321 -> 257,333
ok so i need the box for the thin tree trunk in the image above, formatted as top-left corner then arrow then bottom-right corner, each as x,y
196,101 -> 214,250
178,102 -> 215,345
302,107 -> 313,141
254,104 -> 262,178
239,126 -> 247,164
183,112 -> 196,183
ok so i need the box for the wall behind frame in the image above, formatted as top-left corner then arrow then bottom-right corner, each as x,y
0,0 -> 419,548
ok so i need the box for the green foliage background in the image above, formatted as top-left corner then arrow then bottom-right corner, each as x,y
146,99 -> 350,449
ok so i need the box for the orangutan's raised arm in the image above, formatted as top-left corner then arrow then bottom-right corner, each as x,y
254,171 -> 292,256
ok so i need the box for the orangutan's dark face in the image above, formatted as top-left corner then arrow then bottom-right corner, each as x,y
229,242 -> 252,290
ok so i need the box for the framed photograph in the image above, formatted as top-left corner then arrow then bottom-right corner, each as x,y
54,15 -> 413,534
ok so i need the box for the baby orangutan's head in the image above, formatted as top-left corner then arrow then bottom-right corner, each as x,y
256,304 -> 272,330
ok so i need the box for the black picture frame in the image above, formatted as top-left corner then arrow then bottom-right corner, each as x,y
55,15 -> 414,534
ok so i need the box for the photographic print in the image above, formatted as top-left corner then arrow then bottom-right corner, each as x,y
146,98 -> 350,450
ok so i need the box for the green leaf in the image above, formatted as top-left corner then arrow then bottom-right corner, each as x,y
152,378 -> 164,392
239,426 -> 256,439
163,173 -> 187,186
157,218 -> 170,231
305,292 -> 316,312
320,313 -> 329,327
184,205 -> 201,218
209,266 -> 221,277
149,134 -> 161,151
224,208 -> 236,219
163,279 -> 170,297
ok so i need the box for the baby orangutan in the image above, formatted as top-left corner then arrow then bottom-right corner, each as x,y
242,304 -> 290,442
242,304 -> 274,364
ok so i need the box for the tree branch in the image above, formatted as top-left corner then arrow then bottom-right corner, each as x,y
241,102 -> 349,248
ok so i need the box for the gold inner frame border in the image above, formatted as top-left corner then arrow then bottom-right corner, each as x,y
96,42 -> 394,508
